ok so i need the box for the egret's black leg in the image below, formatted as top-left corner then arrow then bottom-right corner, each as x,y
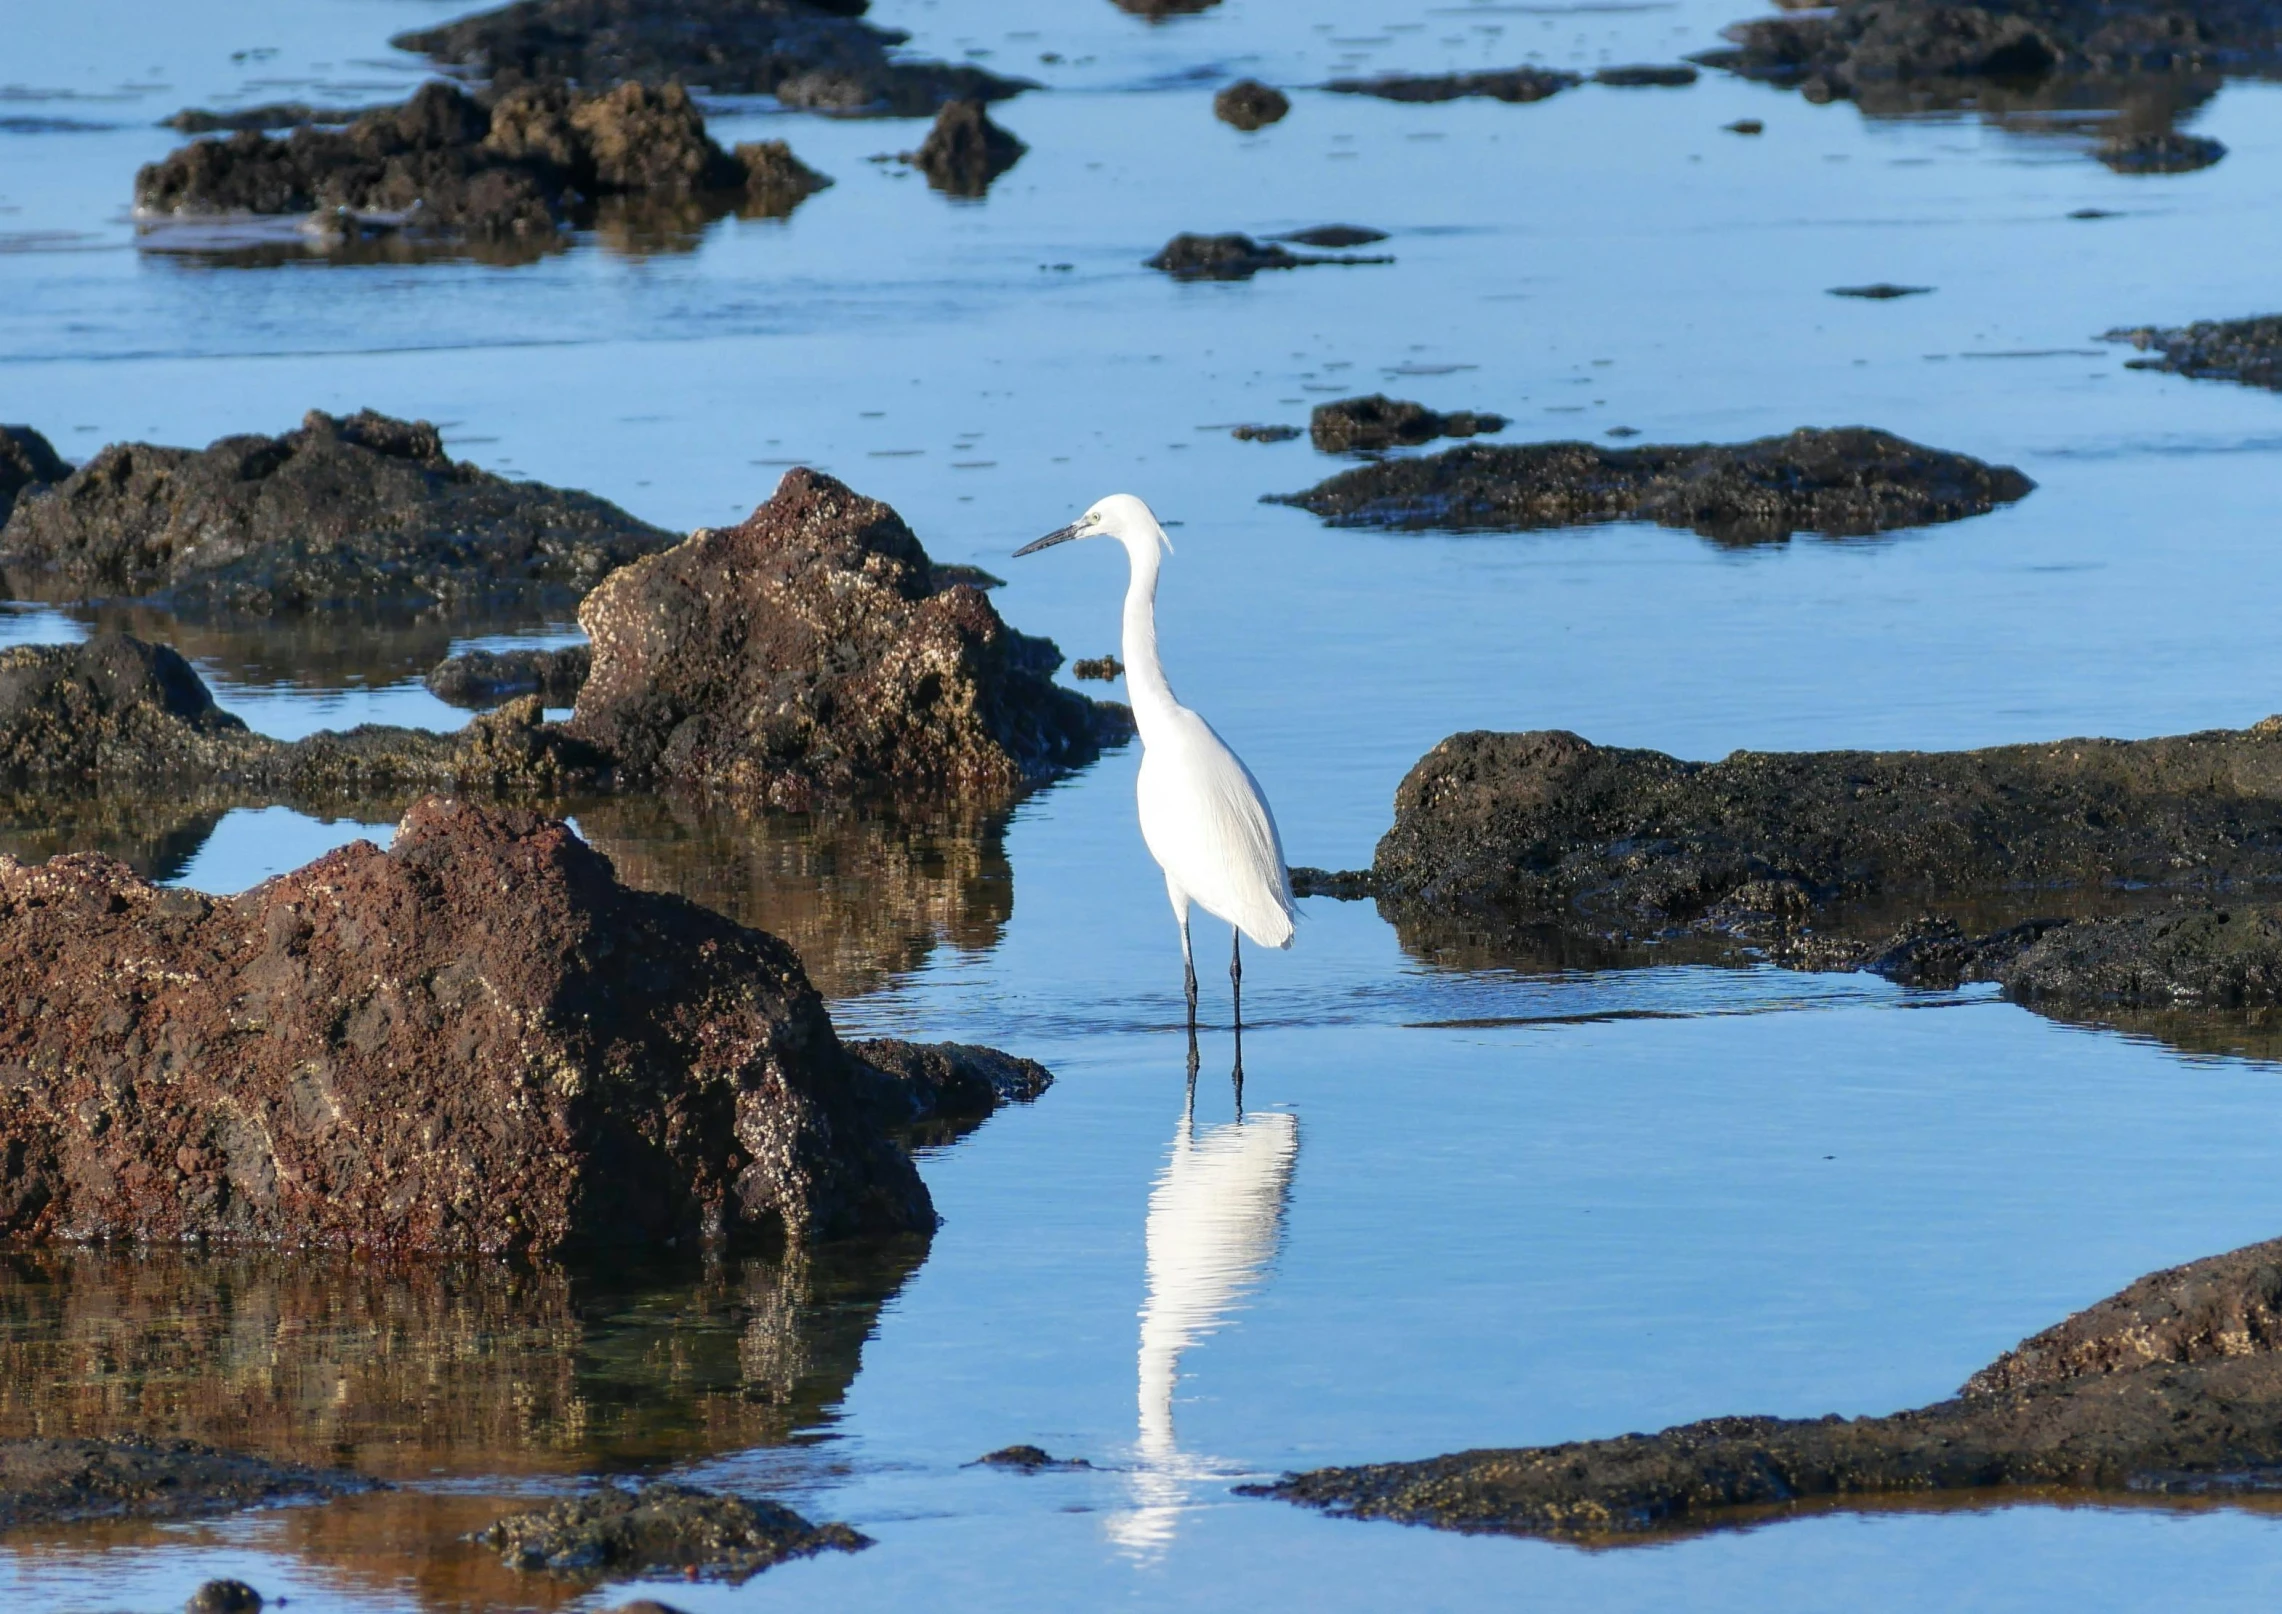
1230,929 -> 1244,1108
1182,915 -> 1200,1074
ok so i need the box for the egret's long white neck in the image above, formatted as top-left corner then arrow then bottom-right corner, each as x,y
1119,532 -> 1181,739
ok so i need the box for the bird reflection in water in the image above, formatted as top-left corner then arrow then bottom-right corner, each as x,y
1107,1073 -> 1299,1556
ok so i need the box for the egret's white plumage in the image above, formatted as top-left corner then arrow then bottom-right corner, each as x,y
1016,494 -> 1295,1029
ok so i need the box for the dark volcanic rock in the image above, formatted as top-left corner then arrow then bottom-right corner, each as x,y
566,468 -> 1131,807
1276,224 -> 1387,248
164,103 -> 384,133
735,138 -> 832,215
974,1443 -> 1093,1470
394,0 -> 1026,116
1696,0 -> 2279,159
1071,654 -> 1123,680
1829,282 -> 1931,298
0,408 -> 673,617
1370,723 -> 2282,944
0,636 -> 274,782
1593,64 -> 1699,86
849,1037 -> 1053,1140
1215,79 -> 1290,129
0,796 -> 936,1251
1997,905 -> 2282,1009
2106,313 -> 2282,389
1272,427 -> 2033,541
2098,128 -> 2226,170
1309,395 -> 1507,454
425,644 -> 593,708
136,81 -> 827,244
0,1435 -> 373,1529
0,426 -> 69,529
907,99 -> 1026,198
1231,424 -> 1302,442
475,1480 -> 868,1579
1253,1233 -> 2282,1540
1146,232 -> 1389,281
1325,68 -> 1581,103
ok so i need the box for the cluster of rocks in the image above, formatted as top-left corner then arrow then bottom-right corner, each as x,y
1308,395 -> 1507,454
392,0 -> 1029,116
1352,718 -> 2282,1012
2106,313 -> 2282,390
1147,231 -> 1393,281
1695,0 -> 2271,168
138,81 -> 831,246
1255,1232 -> 2282,1539
0,409 -> 673,618
1271,426 -> 2034,541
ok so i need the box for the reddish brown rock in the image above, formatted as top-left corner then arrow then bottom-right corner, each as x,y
0,796 -> 933,1252
568,468 -> 1129,808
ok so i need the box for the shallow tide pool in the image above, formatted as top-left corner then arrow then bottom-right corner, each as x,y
5,0 -> 2282,1605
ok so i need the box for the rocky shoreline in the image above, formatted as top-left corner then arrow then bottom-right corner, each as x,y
1252,1232 -> 2282,1540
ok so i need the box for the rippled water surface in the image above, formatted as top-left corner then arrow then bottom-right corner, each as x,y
8,0 -> 2282,1605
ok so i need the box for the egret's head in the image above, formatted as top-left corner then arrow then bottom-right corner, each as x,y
1015,493 -> 1173,560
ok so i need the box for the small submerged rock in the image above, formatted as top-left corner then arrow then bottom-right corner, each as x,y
163,102 -> 383,133
849,1038 -> 1054,1144
1324,68 -> 1580,103
474,1480 -> 868,1580
1146,232 -> 1390,281
1251,1232 -> 2282,1539
1271,426 -> 2032,541
974,1444 -> 1094,1470
136,80 -> 830,248
1275,224 -> 1386,248
2098,129 -> 2226,172
0,425 -> 68,528
1214,79 -> 1290,130
424,644 -> 592,708
1231,423 -> 1303,442
1071,654 -> 1124,680
2106,314 -> 2282,390
1592,64 -> 1698,87
394,0 -> 1027,116
186,1581 -> 264,1614
1725,117 -> 1763,134
1828,282 -> 1931,299
0,796 -> 938,1250
906,98 -> 1026,198
1310,395 -> 1507,454
0,1435 -> 375,1530
0,407 -> 671,618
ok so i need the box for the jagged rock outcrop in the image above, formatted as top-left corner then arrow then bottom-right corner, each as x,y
0,409 -> 671,617
0,797 -> 937,1251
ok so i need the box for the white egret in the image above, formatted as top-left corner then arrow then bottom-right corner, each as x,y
1015,496 -> 1296,1050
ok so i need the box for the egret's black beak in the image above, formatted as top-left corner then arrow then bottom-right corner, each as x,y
1014,522 -> 1085,557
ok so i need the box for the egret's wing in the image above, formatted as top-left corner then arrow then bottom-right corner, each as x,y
1158,709 -> 1296,948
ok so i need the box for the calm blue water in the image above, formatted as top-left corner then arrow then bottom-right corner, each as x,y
5,0 -> 2282,1607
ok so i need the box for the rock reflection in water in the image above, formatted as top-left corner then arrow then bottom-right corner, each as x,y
1108,1094 -> 1298,1556
0,1239 -> 926,1479
567,794 -> 1013,1000
0,788 -> 234,883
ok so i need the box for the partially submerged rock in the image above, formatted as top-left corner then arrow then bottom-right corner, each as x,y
425,644 -> 593,708
1994,906 -> 2282,1010
1252,1233 -> 2282,1540
2099,128 -> 2225,171
0,796 -> 936,1251
1146,232 -> 1390,281
735,139 -> 832,215
2106,314 -> 2282,390
394,0 -> 1027,116
566,467 -> 1131,807
1071,654 -> 1123,680
1324,68 -> 1580,103
907,99 -> 1026,198
1271,427 -> 2033,541
1215,80 -> 1290,130
1231,424 -> 1302,442
186,1580 -> 264,1614
974,1444 -> 1093,1470
0,636 -> 275,782
135,81 -> 829,246
0,408 -> 672,617
1276,224 -> 1386,248
849,1038 -> 1052,1143
1370,722 -> 2282,955
0,426 -> 68,528
163,103 -> 384,133
1310,395 -> 1507,454
474,1480 -> 867,1579
0,1435 -> 373,1529
1829,282 -> 1930,298
1593,64 -> 1698,87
